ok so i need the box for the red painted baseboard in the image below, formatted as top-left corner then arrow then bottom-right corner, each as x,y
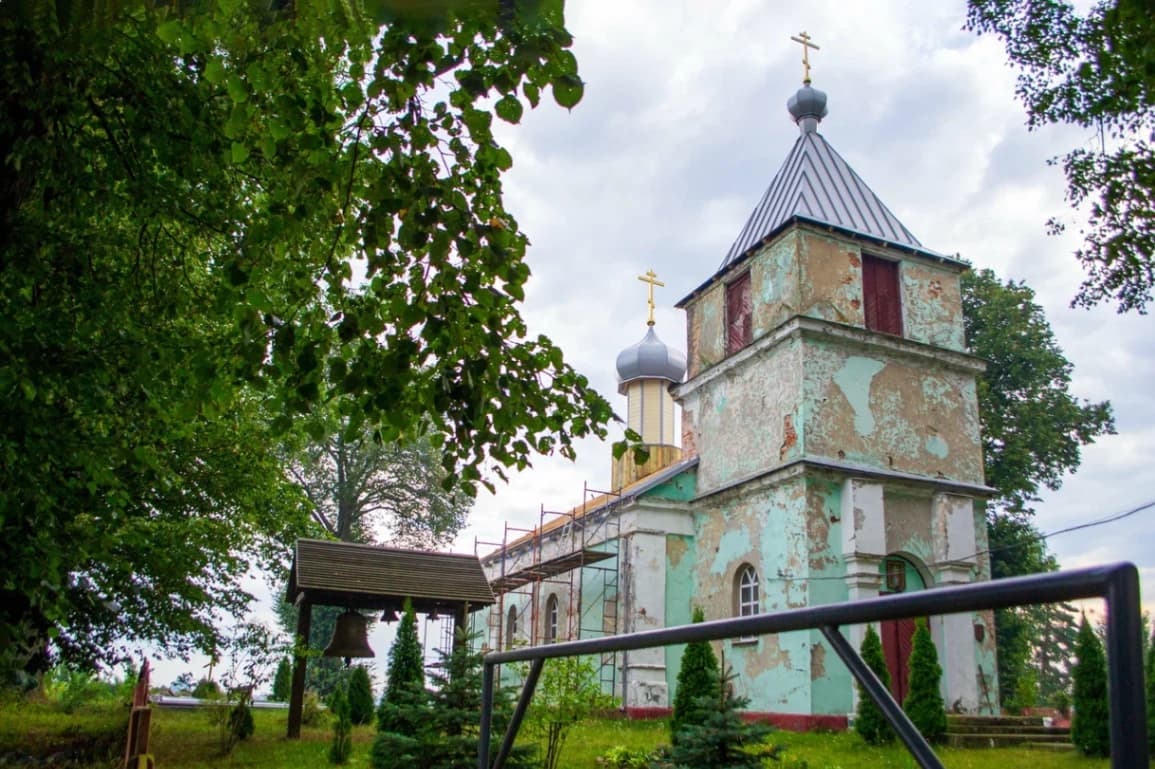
622,707 -> 847,732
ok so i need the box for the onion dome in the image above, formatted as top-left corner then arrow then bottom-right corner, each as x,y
787,84 -> 828,134
615,326 -> 687,394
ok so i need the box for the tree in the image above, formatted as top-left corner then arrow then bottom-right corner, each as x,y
1,0 -> 617,673
527,656 -> 615,769
903,619 -> 946,744
329,683 -> 354,765
963,268 -> 1114,515
1072,614 -> 1110,757
271,658 -> 292,702
669,667 -> 774,769
348,665 -> 376,727
963,268 -> 1113,708
287,418 -> 470,548
966,0 -> 1155,312
371,628 -> 531,769
377,600 -> 424,733
671,607 -> 721,743
854,625 -> 894,745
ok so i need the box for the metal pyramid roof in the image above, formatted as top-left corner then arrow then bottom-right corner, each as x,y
718,90 -> 923,272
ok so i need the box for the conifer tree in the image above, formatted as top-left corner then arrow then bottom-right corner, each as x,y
270,657 -> 292,702
377,599 -> 424,732
903,619 -> 946,743
329,684 -> 353,765
671,607 -> 721,743
670,666 -> 774,769
348,665 -> 375,726
1072,614 -> 1110,757
855,625 -> 894,745
370,628 -> 529,769
1146,628 -> 1155,753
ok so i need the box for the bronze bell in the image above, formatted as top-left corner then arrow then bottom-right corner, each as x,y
323,611 -> 374,663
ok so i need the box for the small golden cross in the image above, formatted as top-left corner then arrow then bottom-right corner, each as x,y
790,31 -> 820,85
637,269 -> 665,326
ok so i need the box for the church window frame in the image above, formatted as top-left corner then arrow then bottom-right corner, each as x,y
862,253 -> 903,336
545,594 -> 560,643
734,563 -> 760,643
725,269 -> 754,355
505,605 -> 518,650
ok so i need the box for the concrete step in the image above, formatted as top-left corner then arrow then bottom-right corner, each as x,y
947,724 -> 1069,736
946,733 -> 1073,749
947,714 -> 1046,727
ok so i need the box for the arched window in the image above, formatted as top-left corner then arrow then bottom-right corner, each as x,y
545,594 -> 559,642
736,564 -> 759,617
506,605 -> 518,650
735,564 -> 760,642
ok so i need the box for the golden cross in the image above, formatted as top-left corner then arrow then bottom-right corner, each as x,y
790,31 -> 820,84
637,269 -> 665,326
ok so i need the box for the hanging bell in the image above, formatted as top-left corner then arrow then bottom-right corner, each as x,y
381,608 -> 399,623
323,611 -> 375,663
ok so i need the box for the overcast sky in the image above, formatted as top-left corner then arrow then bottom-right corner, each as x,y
154,0 -> 1154,687
459,0 -> 1154,612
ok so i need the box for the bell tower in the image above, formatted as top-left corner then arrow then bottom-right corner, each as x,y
672,50 -> 998,717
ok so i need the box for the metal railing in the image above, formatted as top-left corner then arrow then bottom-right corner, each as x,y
479,562 -> 1148,769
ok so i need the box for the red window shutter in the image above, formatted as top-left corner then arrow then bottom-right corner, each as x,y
862,255 -> 903,336
726,272 -> 753,354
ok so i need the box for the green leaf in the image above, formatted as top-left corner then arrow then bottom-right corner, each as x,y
495,94 -> 524,124
231,142 -> 250,164
227,75 -> 249,104
204,58 -> 227,85
155,19 -> 183,45
552,74 -> 584,110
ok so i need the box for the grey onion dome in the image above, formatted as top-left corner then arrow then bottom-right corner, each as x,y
615,326 -> 687,393
787,84 -> 828,134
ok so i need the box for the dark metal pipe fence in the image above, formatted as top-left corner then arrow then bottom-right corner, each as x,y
478,562 -> 1147,769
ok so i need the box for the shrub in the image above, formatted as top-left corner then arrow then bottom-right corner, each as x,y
301,690 -> 327,727
228,701 -> 255,742
597,746 -> 660,769
192,679 -> 221,699
528,656 -> 616,769
1009,667 -> 1038,714
854,625 -> 894,745
671,607 -> 720,743
348,665 -> 375,726
902,619 -> 946,743
329,684 -> 353,764
270,658 -> 292,702
1072,614 -> 1109,757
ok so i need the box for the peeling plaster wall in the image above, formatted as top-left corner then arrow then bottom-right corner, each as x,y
664,533 -> 697,703
691,477 -> 814,713
682,227 -> 967,382
804,340 -> 984,485
685,339 -> 805,495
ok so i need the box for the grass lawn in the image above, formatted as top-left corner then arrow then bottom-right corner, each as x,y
1,700 -> 1117,769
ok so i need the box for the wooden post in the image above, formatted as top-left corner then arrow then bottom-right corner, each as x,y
453,603 -> 468,650
287,600 -> 312,739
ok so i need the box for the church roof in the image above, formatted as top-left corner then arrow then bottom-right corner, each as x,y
718,85 -> 924,273
615,325 -> 687,392
718,130 -> 924,272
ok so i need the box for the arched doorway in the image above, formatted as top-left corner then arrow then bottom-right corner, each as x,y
878,554 -> 927,703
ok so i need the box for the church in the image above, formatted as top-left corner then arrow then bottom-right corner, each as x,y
474,49 -> 1000,727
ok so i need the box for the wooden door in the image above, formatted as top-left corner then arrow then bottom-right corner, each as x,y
881,617 -> 917,703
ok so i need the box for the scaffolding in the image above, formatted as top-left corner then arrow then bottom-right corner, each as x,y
475,482 -> 624,697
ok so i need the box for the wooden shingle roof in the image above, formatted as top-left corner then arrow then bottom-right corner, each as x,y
286,539 -> 495,614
